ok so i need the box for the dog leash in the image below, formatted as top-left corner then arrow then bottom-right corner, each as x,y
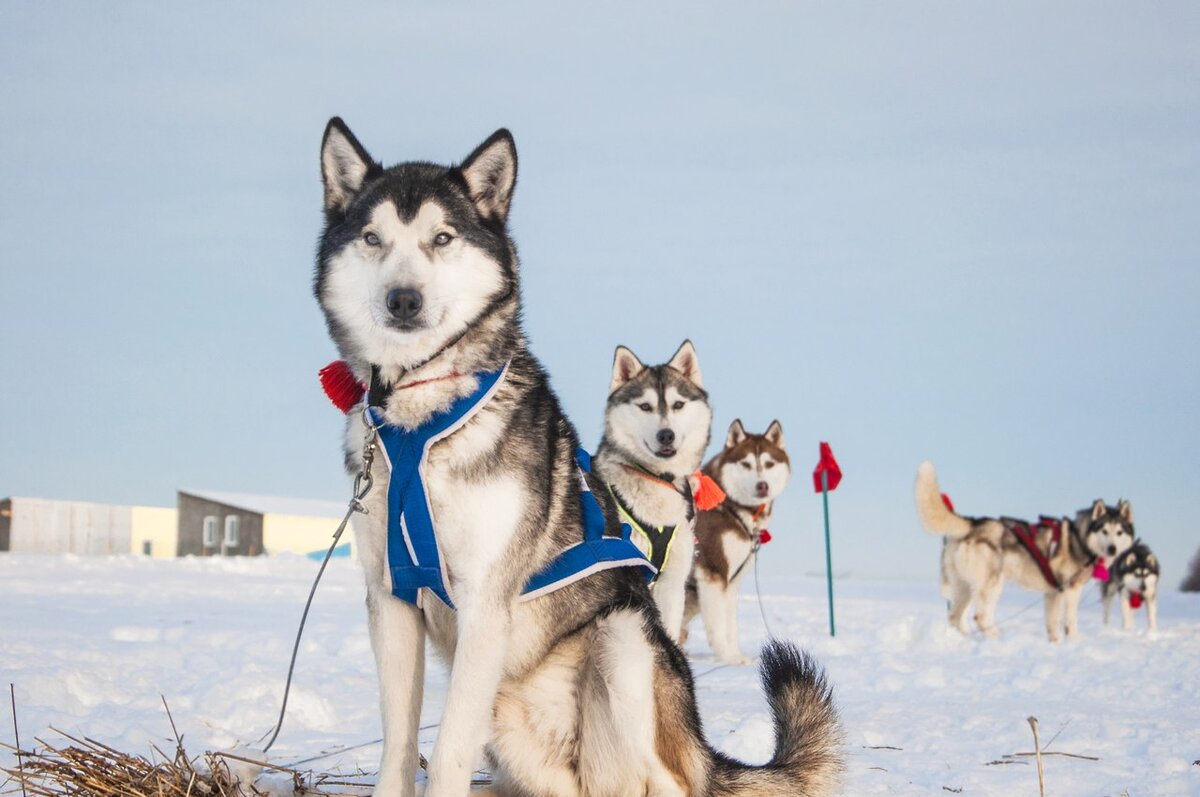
724,502 -> 768,582
262,401 -> 380,754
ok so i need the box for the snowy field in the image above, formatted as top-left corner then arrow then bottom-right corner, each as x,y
2,553 -> 1197,796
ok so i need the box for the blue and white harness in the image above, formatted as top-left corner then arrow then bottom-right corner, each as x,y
368,362 -> 656,608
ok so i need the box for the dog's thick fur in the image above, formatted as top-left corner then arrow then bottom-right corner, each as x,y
915,461 -> 1135,641
1102,541 -> 1160,631
593,341 -> 712,643
316,119 -> 841,796
680,420 -> 791,664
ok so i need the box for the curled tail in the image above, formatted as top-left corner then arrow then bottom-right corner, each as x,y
710,640 -> 842,796
915,460 -> 972,538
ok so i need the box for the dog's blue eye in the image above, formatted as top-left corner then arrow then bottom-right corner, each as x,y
433,232 -> 454,247
363,231 -> 381,246
638,403 -> 653,412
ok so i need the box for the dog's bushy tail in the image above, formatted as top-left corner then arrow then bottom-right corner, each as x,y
915,460 -> 972,538
709,640 -> 842,796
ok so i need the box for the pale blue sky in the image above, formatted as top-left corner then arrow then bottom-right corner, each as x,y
1,2 -> 1197,587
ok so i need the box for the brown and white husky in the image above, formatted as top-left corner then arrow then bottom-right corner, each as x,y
681,419 -> 791,664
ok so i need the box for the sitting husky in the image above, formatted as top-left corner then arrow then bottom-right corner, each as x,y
915,462 -> 1135,641
1102,541 -> 1160,631
315,119 -> 841,796
681,420 -> 791,664
593,341 -> 712,642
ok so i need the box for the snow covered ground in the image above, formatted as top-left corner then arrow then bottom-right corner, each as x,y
2,553 -> 1197,796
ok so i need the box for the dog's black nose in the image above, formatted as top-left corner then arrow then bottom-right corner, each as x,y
755,481 -> 769,497
1107,544 -> 1117,556
657,428 -> 675,446
386,288 -> 423,321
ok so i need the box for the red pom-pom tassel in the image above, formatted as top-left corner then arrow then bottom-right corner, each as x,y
758,528 -> 772,544
319,360 -> 366,414
693,472 -> 726,511
1130,592 -> 1143,609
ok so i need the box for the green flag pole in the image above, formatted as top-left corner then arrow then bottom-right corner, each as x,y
822,469 -> 835,637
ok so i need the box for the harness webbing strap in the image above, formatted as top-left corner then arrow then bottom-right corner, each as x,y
609,486 -> 677,574
373,366 -> 510,607
1001,516 -> 1063,591
371,371 -> 655,607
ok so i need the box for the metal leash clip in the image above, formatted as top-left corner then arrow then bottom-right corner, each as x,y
352,405 -> 380,513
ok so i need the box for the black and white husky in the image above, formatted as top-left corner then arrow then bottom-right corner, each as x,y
1102,541 -> 1160,631
315,119 -> 841,796
593,341 -> 712,642
915,462 -> 1135,642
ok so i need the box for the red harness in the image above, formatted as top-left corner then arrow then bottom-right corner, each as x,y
1001,516 -> 1067,591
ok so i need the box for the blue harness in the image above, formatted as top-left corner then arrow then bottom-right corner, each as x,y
369,363 -> 656,608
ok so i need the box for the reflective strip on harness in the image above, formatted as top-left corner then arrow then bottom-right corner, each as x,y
371,369 -> 655,607
609,486 -> 678,577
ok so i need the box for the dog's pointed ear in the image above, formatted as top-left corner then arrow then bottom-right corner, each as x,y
610,346 -> 645,394
764,420 -> 785,448
666,339 -> 703,388
1090,498 -> 1108,521
1117,498 -> 1134,524
460,129 -> 517,222
725,419 -> 747,449
321,118 -> 377,215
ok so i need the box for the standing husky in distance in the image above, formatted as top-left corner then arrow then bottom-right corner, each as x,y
680,420 -> 791,665
1102,541 -> 1160,631
315,119 -> 841,796
593,341 -> 712,643
915,461 -> 1135,642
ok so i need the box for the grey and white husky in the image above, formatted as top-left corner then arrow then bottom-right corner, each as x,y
316,119 -> 841,796
593,341 -> 712,642
915,461 -> 1135,641
681,420 -> 791,664
1102,541 -> 1159,631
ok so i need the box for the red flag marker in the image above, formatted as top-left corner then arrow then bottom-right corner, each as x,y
812,441 -> 842,493
812,442 -> 841,636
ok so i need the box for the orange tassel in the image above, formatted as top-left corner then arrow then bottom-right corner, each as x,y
693,472 -> 726,511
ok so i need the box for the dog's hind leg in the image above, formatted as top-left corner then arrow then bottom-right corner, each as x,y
974,575 -> 1003,639
367,588 -> 426,797
945,579 -> 973,635
578,610 -> 691,796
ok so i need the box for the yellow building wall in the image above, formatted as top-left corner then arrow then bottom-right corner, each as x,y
130,506 -> 178,559
262,513 -> 355,557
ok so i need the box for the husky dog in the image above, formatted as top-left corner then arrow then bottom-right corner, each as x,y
316,119 -> 841,796
680,420 -> 791,664
593,342 -> 712,643
1102,541 -> 1159,631
915,462 -> 1133,642
1074,498 -> 1138,565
